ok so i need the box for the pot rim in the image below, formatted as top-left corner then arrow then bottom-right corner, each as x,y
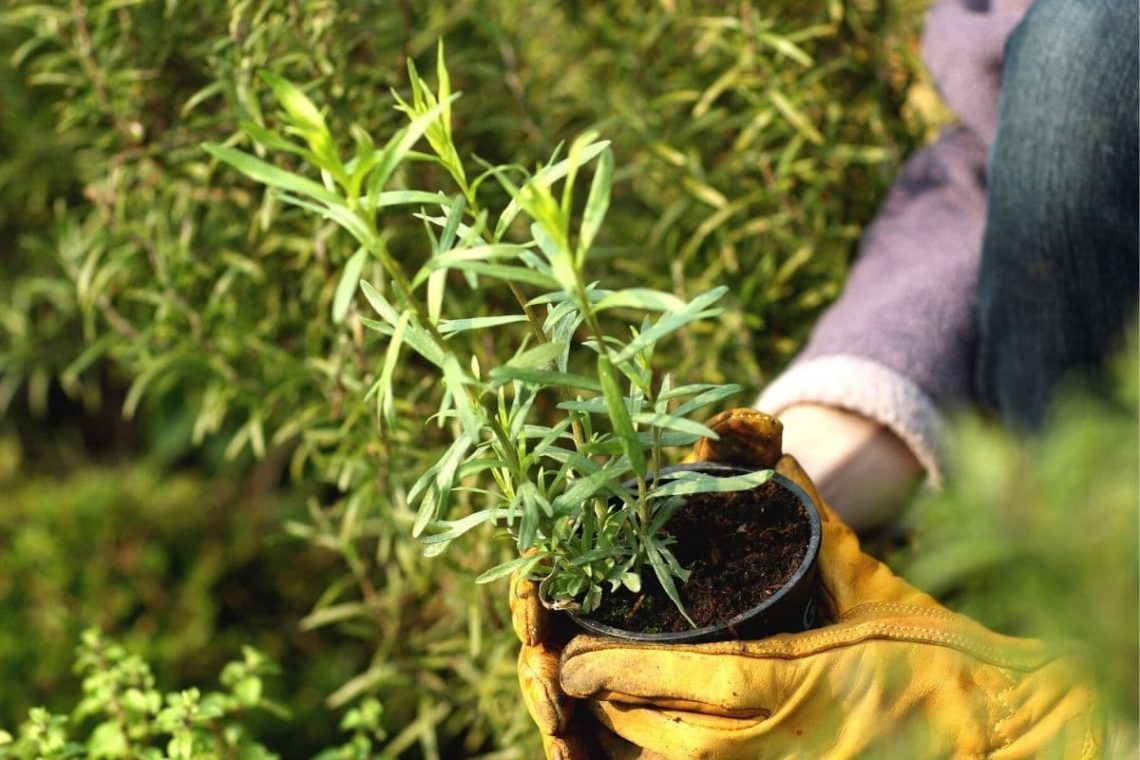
567,462 -> 822,643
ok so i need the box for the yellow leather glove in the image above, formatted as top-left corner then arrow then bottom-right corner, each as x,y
514,409 -> 1102,758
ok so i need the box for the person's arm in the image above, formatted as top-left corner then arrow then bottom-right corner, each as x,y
755,1 -> 1030,530
757,126 -> 989,529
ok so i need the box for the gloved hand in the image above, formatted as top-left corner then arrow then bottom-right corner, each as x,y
510,408 -> 786,759
515,409 -> 1102,759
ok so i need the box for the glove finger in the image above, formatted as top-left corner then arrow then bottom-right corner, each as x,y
510,570 -> 549,648
586,700 -> 774,760
520,643 -> 575,736
542,735 -> 594,760
689,408 -> 783,469
561,636 -> 796,716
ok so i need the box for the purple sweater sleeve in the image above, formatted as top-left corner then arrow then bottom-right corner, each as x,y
757,0 -> 1030,480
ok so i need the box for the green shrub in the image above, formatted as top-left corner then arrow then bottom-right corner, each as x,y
0,454 -> 375,752
895,336 -> 1140,731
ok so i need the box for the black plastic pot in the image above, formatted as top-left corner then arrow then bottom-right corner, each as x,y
568,462 -> 822,644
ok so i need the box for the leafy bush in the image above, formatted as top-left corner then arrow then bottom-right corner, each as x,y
0,452 -> 375,752
896,335 -> 1140,733
0,0 -> 931,754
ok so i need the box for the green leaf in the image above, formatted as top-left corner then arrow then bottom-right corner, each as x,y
260,71 -> 327,135
368,94 -> 459,204
413,243 -> 529,288
412,434 -> 473,537
758,32 -> 814,66
595,288 -> 686,313
438,315 -> 529,335
376,310 -> 412,428
551,464 -> 621,516
438,261 -> 559,290
203,143 -> 340,204
475,554 -> 540,584
488,366 -> 602,393
239,120 -> 311,158
613,286 -> 728,363
421,508 -> 513,546
88,721 -> 128,758
645,542 -> 696,627
556,398 -> 608,414
631,412 -> 716,438
671,384 -> 743,418
233,675 -> 263,706
508,340 -> 567,370
372,190 -> 450,208
531,221 -> 577,294
442,356 -> 481,441
650,469 -> 773,498
577,146 -> 613,264
495,140 -> 610,239
428,267 -> 446,324
332,248 -> 367,323
359,280 -> 399,324
598,356 -> 646,477
360,281 -> 445,367
770,89 -> 824,145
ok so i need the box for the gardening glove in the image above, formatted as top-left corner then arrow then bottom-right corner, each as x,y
557,412 -> 1103,759
510,408 -> 786,759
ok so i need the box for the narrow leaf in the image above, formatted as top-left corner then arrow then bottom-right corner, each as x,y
595,288 -> 686,313
438,315 -> 529,335
646,543 -> 696,628
631,412 -> 716,438
203,143 -> 339,204
598,356 -> 646,478
613,286 -> 728,363
495,140 -> 610,239
577,146 -> 613,264
475,555 -> 539,584
650,469 -> 774,498
332,248 -> 367,323
488,366 -> 602,393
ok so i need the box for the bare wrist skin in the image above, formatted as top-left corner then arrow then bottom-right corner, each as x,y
776,403 -> 924,533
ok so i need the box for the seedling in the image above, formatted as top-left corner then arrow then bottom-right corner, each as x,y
204,45 -> 771,623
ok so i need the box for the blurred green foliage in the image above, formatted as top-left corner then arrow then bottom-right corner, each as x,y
896,335 -> 1140,731
0,629 -> 285,759
0,0 -> 937,755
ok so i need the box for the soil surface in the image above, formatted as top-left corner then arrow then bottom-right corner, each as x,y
589,479 -> 810,634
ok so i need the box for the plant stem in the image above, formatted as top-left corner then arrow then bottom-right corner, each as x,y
362,213 -> 524,475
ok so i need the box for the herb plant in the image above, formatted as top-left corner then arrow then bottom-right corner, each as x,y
205,47 -> 772,622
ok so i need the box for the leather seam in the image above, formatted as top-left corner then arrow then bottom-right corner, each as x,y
990,666 -> 1016,752
720,623 -> 1052,670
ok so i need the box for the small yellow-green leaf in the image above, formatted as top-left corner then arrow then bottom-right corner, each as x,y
598,356 -> 645,477
332,248 -> 367,323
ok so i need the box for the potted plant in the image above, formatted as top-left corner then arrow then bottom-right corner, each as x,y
203,47 -> 820,643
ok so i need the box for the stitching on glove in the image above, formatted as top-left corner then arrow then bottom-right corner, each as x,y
713,621 -> 1057,670
990,666 -> 1017,752
840,602 -> 958,621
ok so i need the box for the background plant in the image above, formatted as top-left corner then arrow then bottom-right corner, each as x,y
2,0 -> 948,755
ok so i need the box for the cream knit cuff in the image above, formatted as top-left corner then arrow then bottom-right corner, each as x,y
755,355 -> 945,487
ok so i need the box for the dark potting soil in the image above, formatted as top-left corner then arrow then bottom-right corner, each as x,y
589,479 -> 810,634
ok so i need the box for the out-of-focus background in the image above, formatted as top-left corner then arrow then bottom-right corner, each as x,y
0,1 -> 1134,757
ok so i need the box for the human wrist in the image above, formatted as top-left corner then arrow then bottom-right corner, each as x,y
776,403 -> 924,532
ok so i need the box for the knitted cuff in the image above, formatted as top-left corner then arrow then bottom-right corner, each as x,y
755,355 -> 945,487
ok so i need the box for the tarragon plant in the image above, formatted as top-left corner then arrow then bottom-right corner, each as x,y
204,46 -> 771,624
